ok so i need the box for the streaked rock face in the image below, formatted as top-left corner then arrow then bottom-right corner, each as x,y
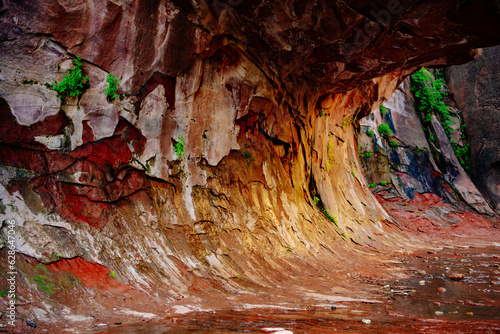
445,46 -> 500,212
0,0 -> 499,321
359,76 -> 495,216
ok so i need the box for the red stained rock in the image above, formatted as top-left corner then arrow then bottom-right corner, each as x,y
48,257 -> 124,290
0,98 -> 70,149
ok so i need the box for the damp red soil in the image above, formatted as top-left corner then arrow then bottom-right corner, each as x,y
87,248 -> 500,334
84,193 -> 500,334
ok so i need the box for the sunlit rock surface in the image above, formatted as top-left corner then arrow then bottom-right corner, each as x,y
0,0 -> 499,328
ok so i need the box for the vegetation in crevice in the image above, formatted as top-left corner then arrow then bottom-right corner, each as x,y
105,73 -> 120,102
312,196 -> 339,228
51,55 -> 89,100
341,116 -> 357,128
389,140 -> 398,147
377,123 -> 393,138
380,105 -> 388,118
174,135 -> 185,159
411,68 -> 471,173
360,151 -> 372,159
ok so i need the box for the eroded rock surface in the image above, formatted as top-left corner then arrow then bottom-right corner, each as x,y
0,0 -> 499,328
445,46 -> 500,213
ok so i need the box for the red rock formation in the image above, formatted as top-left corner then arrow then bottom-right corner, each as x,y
0,0 -> 499,328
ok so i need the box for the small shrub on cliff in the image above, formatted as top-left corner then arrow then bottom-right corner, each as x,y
411,68 -> 471,174
380,105 -> 388,118
51,55 -> 89,99
368,183 -> 376,188
379,181 -> 387,186
361,151 -> 372,158
378,123 -> 393,138
174,135 -> 185,159
312,196 -> 339,228
105,73 -> 120,102
366,128 -> 375,137
389,140 -> 398,147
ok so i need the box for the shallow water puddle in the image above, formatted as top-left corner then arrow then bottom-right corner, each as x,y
390,247 -> 500,321
92,248 -> 500,334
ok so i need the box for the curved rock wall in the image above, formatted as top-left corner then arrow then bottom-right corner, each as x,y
0,0 -> 500,322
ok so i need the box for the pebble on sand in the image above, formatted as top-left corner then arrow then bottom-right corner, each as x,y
438,287 -> 446,293
261,328 -> 288,333
435,311 -> 444,316
361,319 -> 371,325
449,273 -> 465,281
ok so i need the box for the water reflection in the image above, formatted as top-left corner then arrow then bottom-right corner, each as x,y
92,248 -> 500,334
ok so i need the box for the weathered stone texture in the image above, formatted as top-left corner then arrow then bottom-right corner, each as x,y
445,46 -> 500,212
0,0 -> 499,321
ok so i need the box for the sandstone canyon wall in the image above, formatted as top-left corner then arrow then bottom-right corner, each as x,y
445,46 -> 500,212
0,0 -> 500,326
359,47 -> 500,217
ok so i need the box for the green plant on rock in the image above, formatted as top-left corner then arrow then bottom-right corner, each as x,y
380,105 -> 388,118
174,135 -> 185,159
34,275 -> 55,295
341,116 -> 356,128
378,123 -> 393,138
312,195 -> 339,228
361,151 -> 372,159
313,196 -> 320,205
389,140 -> 398,147
366,128 -> 375,137
411,146 -> 425,153
411,67 -> 471,174
454,142 -> 471,174
51,55 -> 89,99
105,73 -> 120,102
368,183 -> 376,188
379,181 -> 387,186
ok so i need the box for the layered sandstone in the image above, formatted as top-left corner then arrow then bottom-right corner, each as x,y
0,0 -> 499,327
